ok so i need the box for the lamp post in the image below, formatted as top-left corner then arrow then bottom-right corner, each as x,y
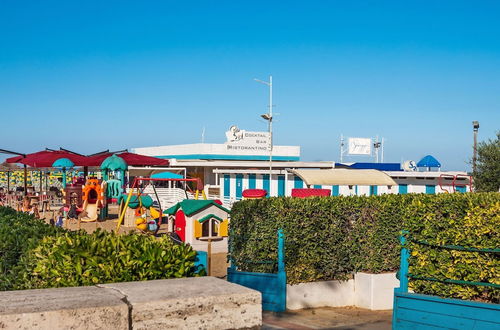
254,75 -> 273,192
472,121 -> 479,174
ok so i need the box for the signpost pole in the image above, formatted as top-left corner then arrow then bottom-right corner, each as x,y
269,75 -> 273,190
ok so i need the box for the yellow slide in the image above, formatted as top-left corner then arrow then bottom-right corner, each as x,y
80,201 -> 99,222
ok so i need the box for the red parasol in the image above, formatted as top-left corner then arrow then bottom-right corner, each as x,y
83,152 -> 169,167
6,150 -> 89,168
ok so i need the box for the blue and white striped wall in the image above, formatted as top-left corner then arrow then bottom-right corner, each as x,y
217,173 -> 469,202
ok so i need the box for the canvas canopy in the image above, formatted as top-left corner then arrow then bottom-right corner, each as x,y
290,169 -> 397,186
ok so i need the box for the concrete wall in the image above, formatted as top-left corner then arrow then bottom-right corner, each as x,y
355,272 -> 399,310
287,279 -> 354,310
287,272 -> 398,311
0,277 -> 261,330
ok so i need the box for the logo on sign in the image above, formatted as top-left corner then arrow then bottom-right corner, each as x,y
225,125 -> 270,152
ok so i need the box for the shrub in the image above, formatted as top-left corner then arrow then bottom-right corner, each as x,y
229,193 -> 500,302
0,206 -> 203,291
0,207 -> 65,290
406,194 -> 500,303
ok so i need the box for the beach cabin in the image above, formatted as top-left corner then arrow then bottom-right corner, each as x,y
164,200 -> 230,253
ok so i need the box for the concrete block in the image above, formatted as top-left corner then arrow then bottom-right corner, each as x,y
287,279 -> 354,310
0,286 -> 129,330
102,277 -> 261,329
355,272 -> 399,310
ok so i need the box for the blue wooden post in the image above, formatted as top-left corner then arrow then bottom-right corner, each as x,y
398,231 -> 409,293
277,228 -> 286,312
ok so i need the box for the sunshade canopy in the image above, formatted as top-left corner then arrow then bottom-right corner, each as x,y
417,155 -> 441,168
0,162 -> 20,171
100,154 -> 128,171
7,150 -> 88,167
52,158 -> 75,168
151,171 -> 183,179
85,152 -> 168,167
290,169 -> 397,186
7,150 -> 168,168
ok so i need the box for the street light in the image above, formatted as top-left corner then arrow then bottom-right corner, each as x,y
472,121 -> 479,175
254,75 -> 273,192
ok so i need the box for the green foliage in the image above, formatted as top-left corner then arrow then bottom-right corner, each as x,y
473,131 -> 500,192
0,207 -> 65,290
230,193 -> 500,302
0,206 -> 203,291
406,194 -> 500,303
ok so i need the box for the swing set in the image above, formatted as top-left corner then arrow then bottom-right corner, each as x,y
115,176 -> 206,233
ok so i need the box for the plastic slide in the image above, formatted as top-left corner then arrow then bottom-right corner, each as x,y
80,201 -> 98,222
80,178 -> 104,222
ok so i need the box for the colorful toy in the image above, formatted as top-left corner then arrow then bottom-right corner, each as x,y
80,178 -> 106,222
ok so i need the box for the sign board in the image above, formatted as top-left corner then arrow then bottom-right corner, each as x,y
403,160 -> 417,172
348,138 -> 372,155
225,126 -> 270,152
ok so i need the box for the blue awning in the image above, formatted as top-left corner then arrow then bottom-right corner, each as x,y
151,171 -> 184,179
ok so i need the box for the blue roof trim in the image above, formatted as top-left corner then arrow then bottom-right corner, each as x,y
156,154 -> 300,161
335,162 -> 402,171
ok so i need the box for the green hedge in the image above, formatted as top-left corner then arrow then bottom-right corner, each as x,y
229,193 -> 500,302
0,207 -> 203,291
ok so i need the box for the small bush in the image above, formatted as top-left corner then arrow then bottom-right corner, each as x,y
0,206 -> 203,291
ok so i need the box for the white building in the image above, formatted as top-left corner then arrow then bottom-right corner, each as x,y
133,126 -> 472,207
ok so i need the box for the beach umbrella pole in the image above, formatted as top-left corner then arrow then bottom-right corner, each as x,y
62,169 -> 67,188
23,165 -> 27,195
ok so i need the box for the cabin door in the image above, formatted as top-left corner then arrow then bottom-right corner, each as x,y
175,210 -> 186,241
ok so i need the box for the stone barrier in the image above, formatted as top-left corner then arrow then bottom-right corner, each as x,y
0,277 -> 261,330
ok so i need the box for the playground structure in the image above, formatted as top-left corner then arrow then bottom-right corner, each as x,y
116,177 -> 208,234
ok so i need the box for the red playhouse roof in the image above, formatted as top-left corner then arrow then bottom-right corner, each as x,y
6,150 -> 89,168
83,152 -> 169,167
291,188 -> 332,198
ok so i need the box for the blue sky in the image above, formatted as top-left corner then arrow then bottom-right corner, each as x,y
1,1 -> 499,170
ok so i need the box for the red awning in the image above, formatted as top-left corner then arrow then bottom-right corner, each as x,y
83,152 -> 169,167
6,150 -> 89,168
7,150 -> 169,168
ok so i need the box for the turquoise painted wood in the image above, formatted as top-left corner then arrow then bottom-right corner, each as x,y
393,292 -> 500,329
262,174 -> 270,196
194,251 -> 208,274
393,232 -> 500,329
277,175 -> 285,196
399,184 -> 408,194
227,229 -> 286,312
425,185 -> 436,194
313,185 -> 322,189
294,176 -> 303,189
370,185 -> 378,196
235,174 -> 243,199
248,174 -> 256,189
332,185 -> 339,196
223,175 -> 230,198
456,185 -> 467,193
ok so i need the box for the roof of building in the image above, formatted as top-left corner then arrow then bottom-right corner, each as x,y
335,162 -> 402,171
164,199 -> 230,216
417,155 -> 441,168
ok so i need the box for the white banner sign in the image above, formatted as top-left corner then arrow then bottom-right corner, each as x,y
225,126 -> 270,152
348,137 -> 372,155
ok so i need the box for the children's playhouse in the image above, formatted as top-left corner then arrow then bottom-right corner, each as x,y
164,200 -> 230,254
